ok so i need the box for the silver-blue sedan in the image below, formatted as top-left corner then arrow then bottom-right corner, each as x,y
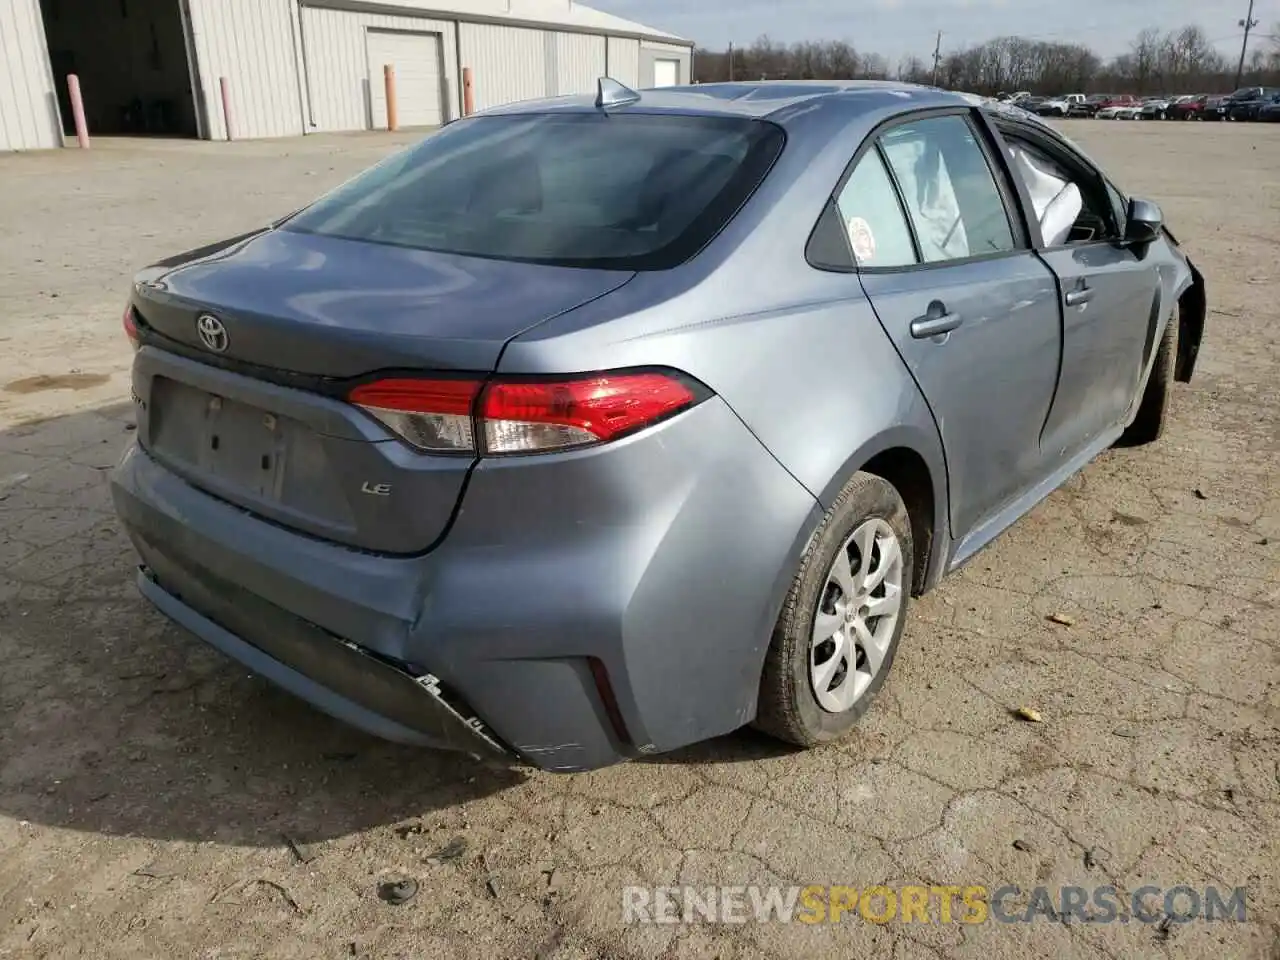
112,80 -> 1206,770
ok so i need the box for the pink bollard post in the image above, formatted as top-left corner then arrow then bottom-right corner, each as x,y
219,76 -> 234,141
66,74 -> 89,149
462,67 -> 475,116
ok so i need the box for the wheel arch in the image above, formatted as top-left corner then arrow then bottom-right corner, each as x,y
1175,258 -> 1206,383
810,425 -> 951,596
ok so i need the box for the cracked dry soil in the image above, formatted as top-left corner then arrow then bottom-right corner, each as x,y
0,123 -> 1277,959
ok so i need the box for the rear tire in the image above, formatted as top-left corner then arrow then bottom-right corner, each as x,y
754,473 -> 913,747
1119,314 -> 1179,446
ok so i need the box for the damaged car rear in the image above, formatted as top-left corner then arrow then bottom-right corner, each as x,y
113,81 -> 1206,772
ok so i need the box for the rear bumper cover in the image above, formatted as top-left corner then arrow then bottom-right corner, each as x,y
111,396 -> 820,772
135,566 -> 506,757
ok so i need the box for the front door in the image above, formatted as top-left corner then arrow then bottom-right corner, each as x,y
993,124 -> 1160,458
1035,244 -> 1158,457
837,112 -> 1063,540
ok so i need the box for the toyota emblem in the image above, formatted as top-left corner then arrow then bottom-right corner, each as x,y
196,314 -> 229,353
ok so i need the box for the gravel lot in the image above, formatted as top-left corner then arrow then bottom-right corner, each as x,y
0,121 -> 1277,960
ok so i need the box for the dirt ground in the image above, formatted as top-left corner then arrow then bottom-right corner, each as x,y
0,121 -> 1277,960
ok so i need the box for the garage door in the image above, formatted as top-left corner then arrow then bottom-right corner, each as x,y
652,59 -> 680,87
367,30 -> 444,128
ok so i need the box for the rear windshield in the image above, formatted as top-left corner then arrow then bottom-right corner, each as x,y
283,113 -> 785,270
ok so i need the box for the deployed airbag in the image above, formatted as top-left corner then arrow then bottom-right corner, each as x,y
1008,143 -> 1082,247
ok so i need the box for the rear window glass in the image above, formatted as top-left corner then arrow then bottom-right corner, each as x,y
283,113 -> 785,270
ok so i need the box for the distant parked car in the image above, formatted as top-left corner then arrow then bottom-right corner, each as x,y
1227,87 -> 1280,121
1096,97 -> 1140,120
1202,96 -> 1231,121
1170,95 -> 1209,120
1038,94 -> 1085,117
1068,94 -> 1112,117
1140,98 -> 1172,120
1258,97 -> 1280,122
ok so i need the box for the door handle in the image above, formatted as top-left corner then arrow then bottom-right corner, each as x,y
910,311 -> 963,339
1065,287 -> 1094,306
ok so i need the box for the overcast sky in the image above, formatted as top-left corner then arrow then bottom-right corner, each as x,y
591,0 -> 1280,64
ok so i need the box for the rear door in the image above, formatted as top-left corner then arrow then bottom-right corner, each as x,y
992,120 -> 1159,459
839,110 -> 1063,541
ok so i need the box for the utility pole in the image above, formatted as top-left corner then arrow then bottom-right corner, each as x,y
931,31 -> 943,86
728,41 -> 735,81
1235,0 -> 1258,89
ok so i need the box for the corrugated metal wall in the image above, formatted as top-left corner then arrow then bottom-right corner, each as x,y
553,32 -> 605,96
0,0 -> 60,151
187,0 -> 304,140
459,23 -> 546,111
1,0 -> 692,149
460,23 -> 610,112
300,6 -> 458,132
605,36 -> 640,88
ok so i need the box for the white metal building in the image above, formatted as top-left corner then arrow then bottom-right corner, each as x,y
0,0 -> 693,152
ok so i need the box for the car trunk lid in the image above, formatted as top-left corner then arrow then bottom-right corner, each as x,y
133,228 -> 634,375
130,229 -> 634,554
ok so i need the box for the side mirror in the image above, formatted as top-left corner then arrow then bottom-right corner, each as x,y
1125,197 -> 1163,244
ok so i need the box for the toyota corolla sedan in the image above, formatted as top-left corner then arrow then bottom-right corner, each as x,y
112,80 -> 1206,772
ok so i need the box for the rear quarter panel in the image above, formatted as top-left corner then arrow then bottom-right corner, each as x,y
499,93 -> 955,590
498,286 -> 949,599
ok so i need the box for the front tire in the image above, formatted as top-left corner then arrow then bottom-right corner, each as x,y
1120,314 -> 1179,446
754,473 -> 913,747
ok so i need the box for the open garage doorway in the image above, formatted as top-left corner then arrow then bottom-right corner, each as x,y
39,0 -> 200,137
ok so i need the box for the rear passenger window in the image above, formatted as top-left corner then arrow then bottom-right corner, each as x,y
834,149 -> 918,268
879,115 -> 1015,262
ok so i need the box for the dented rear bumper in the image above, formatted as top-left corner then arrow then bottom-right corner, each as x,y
111,389 -> 819,772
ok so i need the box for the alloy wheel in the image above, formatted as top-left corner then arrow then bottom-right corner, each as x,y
809,518 -> 904,713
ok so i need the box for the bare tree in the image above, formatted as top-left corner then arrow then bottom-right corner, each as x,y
827,41 -> 859,78
1130,27 -> 1161,92
860,53 -> 890,79
691,25 -> 1279,93
896,55 -> 929,84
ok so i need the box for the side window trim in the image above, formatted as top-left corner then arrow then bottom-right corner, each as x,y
971,110 -> 1039,248
958,109 -> 1031,252
1104,179 -> 1128,236
873,141 -> 924,265
989,117 -> 1121,251
869,110 -> 1025,271
984,120 -> 1047,249
806,105 -> 1032,275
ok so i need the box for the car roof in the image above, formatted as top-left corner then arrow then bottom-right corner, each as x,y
473,78 -> 1105,161
479,79 -> 975,121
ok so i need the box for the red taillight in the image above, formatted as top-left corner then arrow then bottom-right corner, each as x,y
481,373 -> 697,454
348,377 -> 480,453
123,304 -> 140,350
348,370 -> 703,455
